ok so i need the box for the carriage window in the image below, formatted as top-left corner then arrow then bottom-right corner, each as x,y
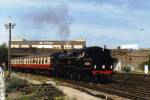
45,59 -> 48,64
42,58 -> 44,64
33,59 -> 35,64
36,59 -> 38,64
31,58 -> 33,64
29,59 -> 30,64
33,58 -> 34,64
39,58 -> 41,64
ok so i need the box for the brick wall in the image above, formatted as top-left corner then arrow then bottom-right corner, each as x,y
112,49 -> 150,69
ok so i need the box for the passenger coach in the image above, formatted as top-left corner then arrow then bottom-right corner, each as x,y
11,55 -> 52,74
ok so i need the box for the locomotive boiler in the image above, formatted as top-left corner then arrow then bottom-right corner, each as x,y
51,46 -> 115,82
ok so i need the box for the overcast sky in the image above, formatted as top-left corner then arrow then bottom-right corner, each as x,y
0,0 -> 150,48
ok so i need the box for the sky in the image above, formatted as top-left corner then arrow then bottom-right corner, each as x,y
0,0 -> 150,48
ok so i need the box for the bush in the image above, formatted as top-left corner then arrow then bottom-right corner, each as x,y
6,77 -> 64,100
139,55 -> 150,71
123,66 -> 131,73
6,77 -> 28,93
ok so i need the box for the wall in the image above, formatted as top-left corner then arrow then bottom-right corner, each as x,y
111,49 -> 150,70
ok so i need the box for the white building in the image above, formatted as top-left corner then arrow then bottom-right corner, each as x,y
11,39 -> 86,50
120,44 -> 139,50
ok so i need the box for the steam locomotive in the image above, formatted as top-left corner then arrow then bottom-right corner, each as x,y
11,46 -> 116,82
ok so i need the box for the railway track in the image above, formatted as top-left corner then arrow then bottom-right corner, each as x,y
111,73 -> 150,99
57,73 -> 150,100
13,72 -> 150,100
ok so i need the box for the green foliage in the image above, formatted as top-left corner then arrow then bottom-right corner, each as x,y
140,55 -> 150,70
123,66 -> 131,73
6,77 -> 25,93
6,77 -> 64,99
140,62 -> 149,70
0,43 -> 8,65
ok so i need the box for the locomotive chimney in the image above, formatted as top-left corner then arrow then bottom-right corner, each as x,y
104,45 -> 106,49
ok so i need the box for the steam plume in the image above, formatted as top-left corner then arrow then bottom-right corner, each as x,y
26,4 -> 71,39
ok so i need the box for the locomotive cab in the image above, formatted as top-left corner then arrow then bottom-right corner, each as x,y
81,47 -> 114,81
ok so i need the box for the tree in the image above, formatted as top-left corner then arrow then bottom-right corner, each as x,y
0,43 -> 8,65
140,55 -> 150,70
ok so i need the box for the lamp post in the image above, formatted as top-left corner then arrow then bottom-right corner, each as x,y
5,22 -> 15,77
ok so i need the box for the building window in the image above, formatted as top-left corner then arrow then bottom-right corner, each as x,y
64,45 -> 71,49
129,58 -> 132,61
11,45 -> 19,48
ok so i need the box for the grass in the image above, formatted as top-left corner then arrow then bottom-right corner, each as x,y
19,95 -> 33,100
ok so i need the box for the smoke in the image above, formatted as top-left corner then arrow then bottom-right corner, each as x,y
25,4 -> 71,39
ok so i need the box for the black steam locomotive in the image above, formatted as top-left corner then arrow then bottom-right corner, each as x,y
51,46 -> 115,82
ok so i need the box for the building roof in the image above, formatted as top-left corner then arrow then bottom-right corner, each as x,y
11,40 -> 86,45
